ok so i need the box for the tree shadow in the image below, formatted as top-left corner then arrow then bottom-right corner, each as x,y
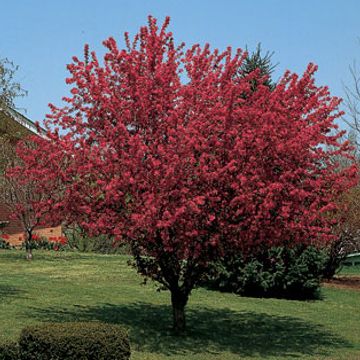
0,251 -> 101,263
0,285 -> 24,302
26,302 -> 351,358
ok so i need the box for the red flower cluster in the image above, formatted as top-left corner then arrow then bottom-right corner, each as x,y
32,234 -> 40,241
0,234 -> 10,240
48,236 -> 67,245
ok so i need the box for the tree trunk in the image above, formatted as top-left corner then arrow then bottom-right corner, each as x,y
25,235 -> 33,261
26,247 -> 33,261
171,289 -> 188,333
322,237 -> 346,280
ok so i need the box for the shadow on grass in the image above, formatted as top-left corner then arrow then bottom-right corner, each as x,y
0,250 -> 98,263
0,285 -> 24,302
27,302 -> 351,358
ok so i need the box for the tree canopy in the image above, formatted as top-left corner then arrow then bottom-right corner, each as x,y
13,16 -> 357,332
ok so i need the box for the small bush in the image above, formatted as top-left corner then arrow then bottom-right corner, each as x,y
0,233 -> 13,250
0,341 -> 19,360
64,227 -> 131,254
20,238 -> 67,251
203,245 -> 327,299
19,322 -> 130,360
0,239 -> 12,250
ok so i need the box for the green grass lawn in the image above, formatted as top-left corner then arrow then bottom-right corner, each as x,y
0,250 -> 359,360
339,265 -> 360,276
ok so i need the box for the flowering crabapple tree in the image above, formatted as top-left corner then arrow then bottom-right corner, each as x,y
15,17 -> 356,332
0,137 -> 60,260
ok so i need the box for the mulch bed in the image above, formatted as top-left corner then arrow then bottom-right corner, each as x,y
323,276 -> 360,290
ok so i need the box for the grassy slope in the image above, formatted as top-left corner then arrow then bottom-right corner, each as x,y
339,265 -> 360,276
0,250 -> 359,360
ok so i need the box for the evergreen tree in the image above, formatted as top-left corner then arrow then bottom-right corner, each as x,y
239,44 -> 277,91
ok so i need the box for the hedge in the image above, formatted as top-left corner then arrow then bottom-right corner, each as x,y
0,322 -> 130,360
0,341 -> 19,360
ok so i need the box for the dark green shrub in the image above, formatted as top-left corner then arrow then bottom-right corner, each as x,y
19,322 -> 130,360
0,239 -> 12,250
20,238 -> 67,251
20,238 -> 51,251
64,227 -> 131,254
0,341 -> 19,360
203,245 -> 327,299
0,230 -> 12,250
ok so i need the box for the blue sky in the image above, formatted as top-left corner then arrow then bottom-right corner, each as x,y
1,0 -> 360,125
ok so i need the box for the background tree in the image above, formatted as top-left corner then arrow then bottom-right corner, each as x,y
0,138 -> 58,260
14,17 -> 356,332
320,60 -> 360,278
239,44 -> 277,90
0,57 -> 27,110
342,58 -> 360,174
322,191 -> 360,279
0,55 -> 45,259
344,60 -> 360,149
